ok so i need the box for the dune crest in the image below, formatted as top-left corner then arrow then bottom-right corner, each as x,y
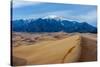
13,35 -> 81,65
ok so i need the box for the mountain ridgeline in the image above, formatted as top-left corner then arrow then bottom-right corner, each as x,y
12,18 -> 97,33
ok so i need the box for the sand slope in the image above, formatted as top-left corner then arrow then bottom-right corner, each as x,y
79,35 -> 97,61
13,35 -> 81,66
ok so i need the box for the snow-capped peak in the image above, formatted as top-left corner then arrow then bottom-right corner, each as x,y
43,15 -> 65,20
44,15 -> 58,18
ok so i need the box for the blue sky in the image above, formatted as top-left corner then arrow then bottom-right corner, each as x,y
12,1 -> 97,27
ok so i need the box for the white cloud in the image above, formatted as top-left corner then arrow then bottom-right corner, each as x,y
67,10 -> 97,26
25,10 -> 72,19
79,10 -> 97,23
41,10 -> 97,23
47,10 -> 97,26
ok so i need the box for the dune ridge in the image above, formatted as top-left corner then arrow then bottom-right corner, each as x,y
12,35 -> 81,66
79,35 -> 97,61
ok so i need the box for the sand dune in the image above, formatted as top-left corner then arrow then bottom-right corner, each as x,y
79,35 -> 97,62
12,35 -> 81,66
12,32 -> 97,66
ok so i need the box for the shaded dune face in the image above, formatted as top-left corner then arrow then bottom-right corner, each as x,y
12,56 -> 27,66
79,36 -> 97,61
12,35 -> 81,66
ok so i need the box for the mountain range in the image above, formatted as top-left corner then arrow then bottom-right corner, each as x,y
12,16 -> 97,33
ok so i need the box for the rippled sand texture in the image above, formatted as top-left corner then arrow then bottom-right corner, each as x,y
12,32 -> 97,66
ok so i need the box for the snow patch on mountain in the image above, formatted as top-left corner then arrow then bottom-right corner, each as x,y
43,15 -> 66,20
